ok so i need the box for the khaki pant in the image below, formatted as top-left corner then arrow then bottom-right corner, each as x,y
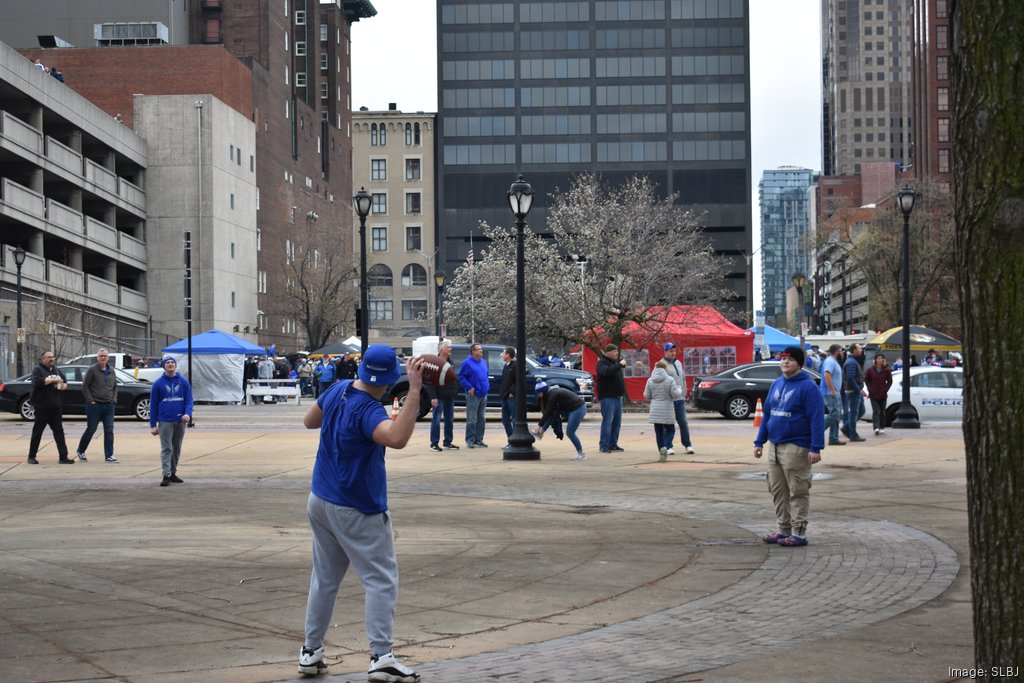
765,441 -> 813,536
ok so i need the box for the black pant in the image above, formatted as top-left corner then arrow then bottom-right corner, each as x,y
28,404 -> 69,460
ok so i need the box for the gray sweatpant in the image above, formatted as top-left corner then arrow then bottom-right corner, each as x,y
303,492 -> 398,656
158,421 -> 186,477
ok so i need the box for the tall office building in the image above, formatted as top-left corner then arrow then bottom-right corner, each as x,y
821,0 -> 913,176
7,0 -> 375,352
910,0 -> 953,191
759,167 -> 815,327
436,0 -> 752,312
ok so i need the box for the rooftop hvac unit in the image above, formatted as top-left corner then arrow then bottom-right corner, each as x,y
94,22 -> 169,45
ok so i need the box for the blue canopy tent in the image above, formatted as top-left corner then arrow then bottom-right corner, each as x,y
746,325 -> 812,355
162,330 -> 265,402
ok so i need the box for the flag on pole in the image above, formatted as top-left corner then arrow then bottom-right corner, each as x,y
467,249 -> 474,266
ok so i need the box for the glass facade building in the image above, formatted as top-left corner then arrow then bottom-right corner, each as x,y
758,167 -> 815,326
436,0 -> 753,310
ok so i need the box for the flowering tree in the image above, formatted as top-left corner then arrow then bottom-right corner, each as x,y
442,174 -> 730,351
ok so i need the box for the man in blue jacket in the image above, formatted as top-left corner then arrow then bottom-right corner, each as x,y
149,357 -> 194,487
754,346 -> 824,547
458,343 -> 490,448
842,343 -> 867,442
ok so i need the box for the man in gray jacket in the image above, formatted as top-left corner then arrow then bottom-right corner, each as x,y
662,343 -> 695,455
76,348 -> 119,462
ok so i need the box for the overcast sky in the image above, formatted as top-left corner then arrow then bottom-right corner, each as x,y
351,0 -> 823,309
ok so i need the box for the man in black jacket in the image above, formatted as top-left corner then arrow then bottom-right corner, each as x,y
596,344 -> 627,453
499,347 -> 516,447
27,350 -> 73,464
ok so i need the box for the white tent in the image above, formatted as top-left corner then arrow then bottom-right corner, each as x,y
162,329 -> 265,402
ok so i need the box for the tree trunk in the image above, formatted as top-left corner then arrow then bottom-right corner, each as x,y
952,0 -> 1024,669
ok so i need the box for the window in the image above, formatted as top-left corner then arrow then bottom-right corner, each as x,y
296,72 -> 306,87
368,264 -> 393,287
936,56 -> 948,81
320,82 -> 328,100
231,291 -> 236,308
320,52 -> 328,70
372,227 -> 388,251
405,122 -> 413,145
371,193 -> 387,214
379,124 -> 387,145
369,300 -> 393,321
406,158 -> 421,180
405,226 -> 422,251
405,192 -> 421,214
295,9 -> 305,24
402,299 -> 428,320
230,193 -> 235,209
936,0 -> 948,18
936,25 -> 948,50
371,123 -> 378,146
414,123 -> 421,145
258,270 -> 267,293
295,41 -> 306,56
937,118 -> 950,143
401,264 -> 427,287
371,159 -> 387,181
320,23 -> 328,42
938,148 -> 951,174
937,87 -> 950,111
230,242 -> 235,258
257,229 -> 261,251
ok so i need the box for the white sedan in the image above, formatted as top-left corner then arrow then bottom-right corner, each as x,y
859,366 -> 963,425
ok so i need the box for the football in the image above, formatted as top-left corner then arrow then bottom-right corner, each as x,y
418,354 -> 457,387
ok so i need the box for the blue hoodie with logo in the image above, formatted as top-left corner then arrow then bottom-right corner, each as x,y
149,373 -> 194,428
754,370 -> 825,452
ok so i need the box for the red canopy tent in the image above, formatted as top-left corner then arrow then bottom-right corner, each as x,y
582,305 -> 753,400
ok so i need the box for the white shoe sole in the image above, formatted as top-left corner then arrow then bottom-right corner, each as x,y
297,662 -> 327,675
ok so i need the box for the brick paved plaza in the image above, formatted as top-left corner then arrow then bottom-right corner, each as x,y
0,406 -> 973,682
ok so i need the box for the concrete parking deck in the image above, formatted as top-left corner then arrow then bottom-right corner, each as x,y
0,407 -> 973,682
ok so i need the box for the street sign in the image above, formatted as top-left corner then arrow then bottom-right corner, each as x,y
440,324 -> 447,338
16,327 -> 26,343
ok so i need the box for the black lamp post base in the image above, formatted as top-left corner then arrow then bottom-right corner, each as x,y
891,401 -> 921,429
504,424 -> 540,460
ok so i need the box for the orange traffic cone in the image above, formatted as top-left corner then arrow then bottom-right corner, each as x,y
391,397 -> 400,420
752,398 -> 763,428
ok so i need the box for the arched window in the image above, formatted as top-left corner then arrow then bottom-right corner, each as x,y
405,122 -> 413,145
401,263 -> 427,287
379,123 -> 387,146
413,122 -> 421,145
370,123 -> 378,146
368,263 -> 393,287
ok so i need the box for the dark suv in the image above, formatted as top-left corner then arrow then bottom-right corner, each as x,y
386,344 -> 594,419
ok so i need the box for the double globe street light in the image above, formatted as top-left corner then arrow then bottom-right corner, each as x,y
504,175 -> 540,460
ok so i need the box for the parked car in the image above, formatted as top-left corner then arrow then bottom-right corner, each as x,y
0,365 -> 152,421
874,366 -> 963,426
690,361 -> 820,419
66,353 -> 163,382
387,343 -> 594,419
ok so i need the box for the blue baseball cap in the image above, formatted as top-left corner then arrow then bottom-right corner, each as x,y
534,379 -> 549,394
663,342 -> 677,351
357,344 -> 401,386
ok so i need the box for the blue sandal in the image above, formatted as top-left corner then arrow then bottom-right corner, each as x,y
762,532 -> 789,544
777,534 -> 808,547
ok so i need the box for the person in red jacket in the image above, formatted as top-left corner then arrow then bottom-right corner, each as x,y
864,354 -> 893,436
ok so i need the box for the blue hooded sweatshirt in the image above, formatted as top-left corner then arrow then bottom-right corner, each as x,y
149,373 -> 194,428
754,370 -> 825,452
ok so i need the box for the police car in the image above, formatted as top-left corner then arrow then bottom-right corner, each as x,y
862,366 -> 963,425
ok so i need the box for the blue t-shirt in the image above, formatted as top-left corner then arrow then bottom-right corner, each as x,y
819,356 -> 842,396
310,380 -> 391,514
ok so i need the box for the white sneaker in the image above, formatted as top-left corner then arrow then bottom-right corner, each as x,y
570,453 -> 587,460
879,429 -> 886,435
685,446 -> 695,455
658,447 -> 668,463
665,447 -> 675,455
298,645 -> 327,675
368,651 -> 420,682
874,428 -> 880,435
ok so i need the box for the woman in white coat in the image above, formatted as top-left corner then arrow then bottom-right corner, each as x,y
644,359 -> 684,462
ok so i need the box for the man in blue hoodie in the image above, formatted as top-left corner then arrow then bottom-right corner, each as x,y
149,357 -> 194,487
458,343 -> 490,448
754,346 -> 824,547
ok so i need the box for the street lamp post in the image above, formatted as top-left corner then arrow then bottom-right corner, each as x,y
570,254 -> 586,320
353,187 -> 373,354
791,272 -> 806,352
504,175 -> 540,461
433,270 -> 446,338
892,185 -> 920,428
14,246 -> 26,377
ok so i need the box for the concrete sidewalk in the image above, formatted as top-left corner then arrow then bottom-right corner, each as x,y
0,409 -> 973,682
